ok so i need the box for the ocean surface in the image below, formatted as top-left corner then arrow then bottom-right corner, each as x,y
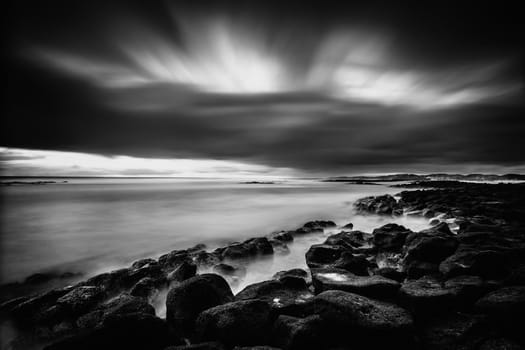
0,178 -> 429,297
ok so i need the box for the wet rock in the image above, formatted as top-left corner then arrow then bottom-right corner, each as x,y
195,300 -> 272,347
168,261 -> 197,283
268,231 -> 294,242
272,269 -> 310,285
404,223 -> 458,264
324,231 -> 372,249
222,238 -> 273,260
305,244 -> 345,268
166,274 -> 234,334
373,267 -> 406,282
439,245 -> 508,278
10,286 -> 74,323
314,290 -> 413,346
372,223 -> 412,252
81,268 -> 130,295
130,277 -> 158,299
55,286 -> 106,317
159,250 -> 191,269
399,276 -> 458,315
131,258 -> 157,269
233,347 -> 282,350
311,268 -> 400,299
342,222 -> 354,230
77,293 -> 155,329
213,263 -> 246,277
235,279 -> 314,316
272,315 -> 325,350
193,251 -> 222,267
354,194 -> 400,215
302,220 -> 336,230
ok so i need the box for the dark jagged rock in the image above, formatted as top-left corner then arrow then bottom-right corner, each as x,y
168,261 -> 197,283
10,286 -> 74,323
213,263 -> 247,277
77,293 -> 154,329
130,277 -> 158,299
222,237 -> 273,260
302,220 -> 336,230
314,290 -> 414,346
159,250 -> 192,269
372,223 -> 412,252
404,223 -> 458,264
398,276 -> 459,315
354,194 -> 400,215
235,279 -> 314,316
272,315 -> 325,350
272,269 -> 310,285
324,231 -> 372,249
305,244 -> 369,275
166,274 -> 234,334
439,244 -> 508,278
311,268 -> 400,299
54,285 -> 106,318
195,300 -> 272,347
268,231 -> 294,242
131,258 -> 157,269
342,222 -> 354,230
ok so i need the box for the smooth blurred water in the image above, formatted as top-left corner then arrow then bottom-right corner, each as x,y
0,178 -> 428,286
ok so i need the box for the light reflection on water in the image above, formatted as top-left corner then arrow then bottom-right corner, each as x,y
0,178 -> 428,292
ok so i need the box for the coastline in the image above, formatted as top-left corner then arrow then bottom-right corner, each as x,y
1,180 -> 525,349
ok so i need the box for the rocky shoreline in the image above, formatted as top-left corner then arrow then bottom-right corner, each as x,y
1,181 -> 524,350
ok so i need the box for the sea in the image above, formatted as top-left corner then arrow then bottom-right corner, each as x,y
0,178 -> 429,301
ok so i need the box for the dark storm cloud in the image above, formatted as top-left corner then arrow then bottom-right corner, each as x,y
4,0 -> 525,175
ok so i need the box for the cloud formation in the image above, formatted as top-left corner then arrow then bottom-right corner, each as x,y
4,0 -> 525,175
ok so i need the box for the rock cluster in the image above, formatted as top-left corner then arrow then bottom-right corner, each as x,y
2,182 -> 525,349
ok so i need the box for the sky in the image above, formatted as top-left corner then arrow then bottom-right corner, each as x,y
3,0 -> 525,177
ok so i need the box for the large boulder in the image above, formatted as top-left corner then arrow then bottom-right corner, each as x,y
77,293 -> 155,329
51,286 -> 106,320
324,231 -> 372,249
235,279 -> 314,316
167,261 -> 197,284
305,245 -> 369,275
398,276 -> 458,315
166,274 -> 234,334
311,268 -> 400,299
372,224 -> 412,252
354,195 -> 400,215
222,238 -> 273,260
313,290 -> 413,346
272,315 -> 325,350
439,244 -> 508,278
195,300 -> 272,347
404,223 -> 458,264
